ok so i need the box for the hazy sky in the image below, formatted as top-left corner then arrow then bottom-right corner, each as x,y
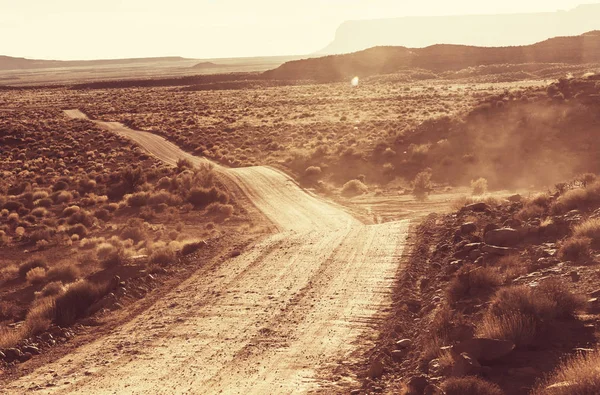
0,0 -> 594,60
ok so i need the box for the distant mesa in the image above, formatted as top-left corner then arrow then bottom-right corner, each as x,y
265,31 -> 600,81
318,4 -> 600,55
191,62 -> 221,69
0,56 -> 192,71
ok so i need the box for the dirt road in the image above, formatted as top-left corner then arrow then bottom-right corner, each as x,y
6,110 -> 408,394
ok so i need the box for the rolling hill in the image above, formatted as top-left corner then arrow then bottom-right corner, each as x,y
264,31 -> 600,81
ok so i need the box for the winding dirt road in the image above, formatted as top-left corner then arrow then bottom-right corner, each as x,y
7,110 -> 408,394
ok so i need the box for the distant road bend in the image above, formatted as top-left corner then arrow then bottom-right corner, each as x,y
9,110 -> 408,394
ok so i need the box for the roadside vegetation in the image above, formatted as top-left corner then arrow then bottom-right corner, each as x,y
0,109 -> 239,363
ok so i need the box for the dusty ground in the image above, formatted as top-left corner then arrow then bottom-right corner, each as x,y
5,111 -> 410,394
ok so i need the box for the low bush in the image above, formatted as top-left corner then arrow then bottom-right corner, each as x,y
556,181 -> 600,212
188,186 -> 229,208
38,281 -> 65,298
446,265 -> 502,303
573,218 -> 600,248
47,263 -> 80,283
54,280 -> 106,326
341,179 -> 368,197
533,350 -> 600,395
206,202 -> 234,218
559,236 -> 592,262
304,166 -> 322,178
149,246 -> 176,266
18,258 -> 48,279
96,243 -> 126,268
120,218 -> 147,243
181,240 -> 205,255
26,267 -> 47,285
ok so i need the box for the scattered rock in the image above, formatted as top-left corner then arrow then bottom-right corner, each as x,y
3,348 -> 22,363
590,288 -> 600,298
396,339 -> 413,349
482,244 -> 517,256
484,228 -> 520,247
452,338 -> 515,363
391,349 -> 407,361
406,375 -> 429,395
451,352 -> 481,377
483,223 -> 500,235
507,194 -> 522,202
587,298 -> 600,313
463,202 -> 490,212
350,390 -> 361,395
368,357 -> 384,379
460,222 -> 477,234
428,359 -> 443,376
503,218 -> 522,228
19,352 -> 32,363
570,271 -> 580,282
22,345 -> 40,355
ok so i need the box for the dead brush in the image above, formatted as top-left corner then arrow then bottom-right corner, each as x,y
54,280 -> 107,327
477,281 -> 584,347
573,218 -> 600,248
446,264 -> 502,304
559,236 -> 592,262
533,350 -> 600,395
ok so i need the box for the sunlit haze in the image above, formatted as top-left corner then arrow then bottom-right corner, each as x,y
0,0 -> 594,60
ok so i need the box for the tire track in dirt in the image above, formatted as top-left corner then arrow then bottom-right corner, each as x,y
6,110 -> 408,394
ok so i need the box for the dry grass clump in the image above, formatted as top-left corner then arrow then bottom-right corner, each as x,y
96,242 -> 126,268
518,193 -> 551,220
206,202 -> 234,219
477,281 -> 584,347
149,246 -> 176,266
533,350 -> 600,395
304,166 -> 322,178
555,181 -> 600,212
46,263 -> 80,283
54,280 -> 106,326
341,179 -> 368,197
181,240 -> 205,255
38,281 -> 65,298
120,218 -> 147,243
26,267 -> 47,285
496,254 -> 528,279
18,258 -> 48,279
188,186 -> 229,208
558,236 -> 592,262
442,377 -> 504,395
446,264 -> 502,304
573,218 -> 600,248
471,177 -> 488,196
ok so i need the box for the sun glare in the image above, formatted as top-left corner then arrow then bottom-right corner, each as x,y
351,76 -> 359,87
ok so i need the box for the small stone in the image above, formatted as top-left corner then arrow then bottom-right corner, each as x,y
3,348 -> 22,363
19,352 -> 32,363
396,339 -> 413,349
22,345 -> 40,355
482,244 -> 517,256
463,202 -> 490,212
460,222 -> 477,234
484,228 -> 520,247
451,352 -> 481,377
570,271 -> 580,282
587,298 -> 600,313
350,390 -> 361,395
590,288 -> 600,298
367,357 -> 384,379
391,349 -> 407,360
452,338 -> 515,363
406,375 -> 429,395
507,194 -> 522,202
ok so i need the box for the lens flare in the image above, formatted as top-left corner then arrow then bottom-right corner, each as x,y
351,76 -> 359,87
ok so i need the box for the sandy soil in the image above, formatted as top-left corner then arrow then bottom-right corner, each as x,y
5,111 -> 408,394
